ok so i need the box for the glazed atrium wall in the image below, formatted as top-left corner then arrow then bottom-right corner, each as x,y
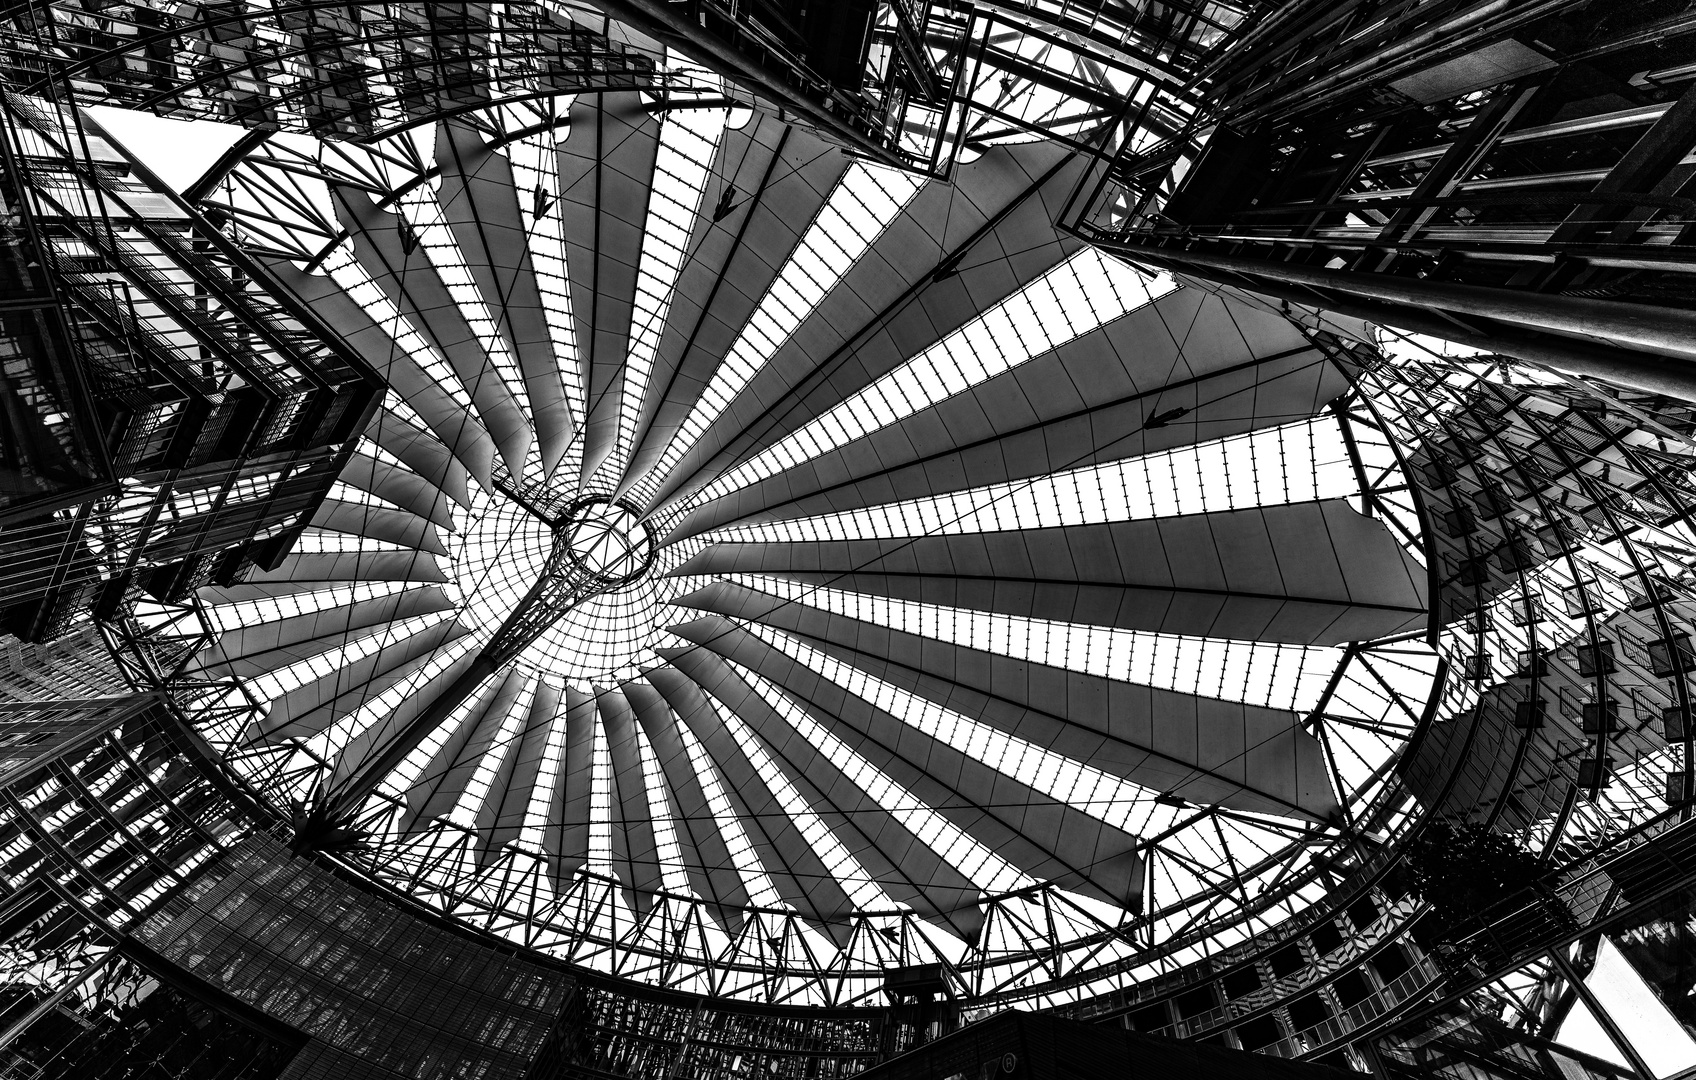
1,0 -> 1695,1078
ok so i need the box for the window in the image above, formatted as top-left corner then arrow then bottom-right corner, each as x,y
1474,486 -> 1509,520
1667,772 -> 1694,805
1370,942 -> 1411,983
1495,540 -> 1537,574
1649,633 -> 1694,678
1176,985 -> 1217,1019
1348,897 -> 1379,932
1580,700 -> 1617,737
1510,594 -> 1546,626
1441,507 -> 1476,537
1332,970 -> 1371,1008
1564,580 -> 1602,618
1513,699 -> 1545,729
1663,705 -> 1689,741
1286,992 -> 1330,1033
1576,640 -> 1616,677
1268,944 -> 1305,979
1310,922 -> 1343,956
1233,1016 -> 1281,1051
1578,757 -> 1613,789
1222,965 -> 1262,1000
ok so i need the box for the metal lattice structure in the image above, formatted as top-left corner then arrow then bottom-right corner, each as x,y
0,0 -> 670,141
2,2 -> 1696,1077
0,91 -> 383,645
93,80 -> 1457,1010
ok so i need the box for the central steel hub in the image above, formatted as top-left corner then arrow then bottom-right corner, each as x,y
557,497 -> 654,590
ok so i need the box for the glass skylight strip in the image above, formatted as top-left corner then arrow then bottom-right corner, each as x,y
671,711 -> 784,909
633,722 -> 693,896
592,106 -> 728,489
449,674 -> 533,832
709,419 -> 1355,544
736,663 -> 1029,897
324,480 -> 417,522
200,578 -> 414,634
519,679 -> 565,856
359,433 -> 413,474
321,246 -> 476,413
745,628 -> 1146,833
307,632 -> 483,762
378,666 -> 508,803
396,185 -> 533,419
240,609 -> 454,707
588,711 -> 613,881
508,127 -> 587,448
375,396 -> 435,446
701,250 -> 1171,502
631,163 -> 925,505
293,530 -> 410,555
730,577 -> 1338,710
707,686 -> 891,911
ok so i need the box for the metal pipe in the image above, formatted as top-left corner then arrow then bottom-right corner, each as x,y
1111,242 -> 1696,363
1365,103 -> 1673,169
1112,249 -> 1696,400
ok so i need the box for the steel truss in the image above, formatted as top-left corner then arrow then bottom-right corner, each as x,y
137,344 -> 1445,1007
94,152 -> 1457,1002
0,0 -> 671,142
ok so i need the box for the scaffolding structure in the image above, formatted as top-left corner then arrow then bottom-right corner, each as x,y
0,90 -> 382,642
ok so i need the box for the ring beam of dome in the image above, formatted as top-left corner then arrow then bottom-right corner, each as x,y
171,93 -> 1437,1004
559,498 -> 656,588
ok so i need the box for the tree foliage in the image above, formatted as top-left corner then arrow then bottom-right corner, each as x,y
1403,820 -> 1544,929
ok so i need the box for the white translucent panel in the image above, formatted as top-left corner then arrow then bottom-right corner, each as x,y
729,577 -> 1340,710
307,634 -> 482,760
450,677 -> 535,831
737,663 -> 1028,896
320,244 -> 473,410
708,684 -> 892,912
632,163 -> 925,504
508,125 -> 585,455
395,183 -> 532,416
672,715 -> 784,909
633,723 -> 693,895
594,105 -> 728,487
700,250 -> 1174,503
519,679 -> 566,853
744,627 -> 1149,834
711,420 -> 1357,543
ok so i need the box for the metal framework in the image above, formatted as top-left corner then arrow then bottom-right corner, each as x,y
1066,0 -> 1696,398
0,90 -> 382,644
0,0 -> 670,141
2,4 -> 1696,1077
